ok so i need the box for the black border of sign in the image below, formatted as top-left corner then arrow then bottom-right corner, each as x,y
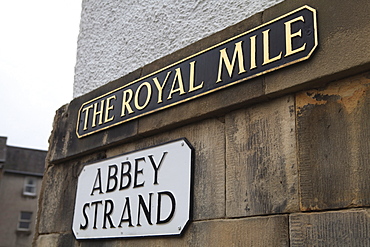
73,138 -> 195,240
76,5 -> 318,138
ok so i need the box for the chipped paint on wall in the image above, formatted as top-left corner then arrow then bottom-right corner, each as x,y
296,72 -> 370,115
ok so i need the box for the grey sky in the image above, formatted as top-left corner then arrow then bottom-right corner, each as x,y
0,0 -> 81,150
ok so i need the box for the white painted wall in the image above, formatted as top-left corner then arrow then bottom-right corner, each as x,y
74,0 -> 284,98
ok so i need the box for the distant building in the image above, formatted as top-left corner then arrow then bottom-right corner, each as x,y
0,137 -> 46,247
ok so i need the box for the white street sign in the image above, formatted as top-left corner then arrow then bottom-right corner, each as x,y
72,139 -> 193,239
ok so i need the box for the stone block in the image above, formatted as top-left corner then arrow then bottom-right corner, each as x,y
188,215 -> 289,246
80,215 -> 289,247
34,233 -> 78,247
263,0 -> 370,96
37,163 -> 78,234
34,234 -> 59,247
226,95 -> 298,217
296,73 -> 370,210
290,209 -> 370,246
79,235 -> 187,247
105,142 -> 137,158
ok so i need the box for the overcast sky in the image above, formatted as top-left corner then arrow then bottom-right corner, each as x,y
0,1 -> 82,150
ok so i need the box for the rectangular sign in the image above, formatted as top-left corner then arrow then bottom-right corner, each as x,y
76,5 -> 318,138
72,139 -> 193,239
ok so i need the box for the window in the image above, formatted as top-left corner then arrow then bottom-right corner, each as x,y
18,211 -> 33,231
23,177 -> 37,196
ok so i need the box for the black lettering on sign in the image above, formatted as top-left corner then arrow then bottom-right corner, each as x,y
118,197 -> 134,227
106,165 -> 118,193
80,203 -> 90,230
80,192 -> 178,230
149,152 -> 168,185
156,191 -> 176,224
137,193 -> 153,226
103,199 -> 115,229
120,161 -> 132,190
134,157 -> 145,188
91,200 -> 103,229
91,168 -> 103,195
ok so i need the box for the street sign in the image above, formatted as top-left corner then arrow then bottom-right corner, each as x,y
76,5 -> 318,138
72,139 -> 193,239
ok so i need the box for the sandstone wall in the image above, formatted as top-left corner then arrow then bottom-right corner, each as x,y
34,0 -> 370,245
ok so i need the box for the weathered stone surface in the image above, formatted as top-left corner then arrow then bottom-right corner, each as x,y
34,233 -> 78,247
297,73 -> 370,211
79,235 -> 187,247
290,209 -> 370,246
188,215 -> 289,246
34,234 -> 59,247
226,95 -> 298,217
135,118 -> 226,220
79,215 -> 289,247
263,0 -> 370,96
37,152 -> 106,234
37,163 -> 79,234
105,142 -> 137,158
